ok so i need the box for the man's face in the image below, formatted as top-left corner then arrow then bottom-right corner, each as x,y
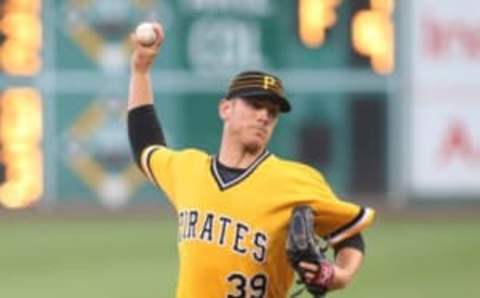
220,97 -> 280,152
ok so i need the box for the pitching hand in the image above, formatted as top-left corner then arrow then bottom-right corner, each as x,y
130,22 -> 164,73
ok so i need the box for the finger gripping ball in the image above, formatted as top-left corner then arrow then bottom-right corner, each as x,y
135,22 -> 157,46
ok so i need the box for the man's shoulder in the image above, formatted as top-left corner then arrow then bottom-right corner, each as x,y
269,155 -> 323,177
175,147 -> 211,160
152,146 -> 210,161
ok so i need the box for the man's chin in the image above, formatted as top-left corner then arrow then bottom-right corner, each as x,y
244,138 -> 267,153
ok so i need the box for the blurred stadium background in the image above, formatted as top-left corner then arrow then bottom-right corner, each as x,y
1,0 -> 479,297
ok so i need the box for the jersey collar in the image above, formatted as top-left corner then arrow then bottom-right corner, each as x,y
210,150 -> 271,191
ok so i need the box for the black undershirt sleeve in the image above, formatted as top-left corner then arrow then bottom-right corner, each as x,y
127,104 -> 166,168
333,233 -> 365,256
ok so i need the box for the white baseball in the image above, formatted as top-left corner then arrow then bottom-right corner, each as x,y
135,22 -> 157,46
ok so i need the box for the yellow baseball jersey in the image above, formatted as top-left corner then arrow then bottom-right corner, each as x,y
141,146 -> 375,298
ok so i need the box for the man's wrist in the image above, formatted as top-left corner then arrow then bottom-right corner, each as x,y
313,260 -> 335,290
329,265 -> 354,290
131,66 -> 151,75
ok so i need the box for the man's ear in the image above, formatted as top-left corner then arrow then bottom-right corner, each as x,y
219,99 -> 233,120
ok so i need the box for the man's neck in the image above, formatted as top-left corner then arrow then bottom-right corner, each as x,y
217,140 -> 266,169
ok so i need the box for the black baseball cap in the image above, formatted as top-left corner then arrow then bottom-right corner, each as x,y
225,70 -> 291,113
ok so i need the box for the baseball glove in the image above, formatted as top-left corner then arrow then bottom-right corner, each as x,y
286,205 -> 334,297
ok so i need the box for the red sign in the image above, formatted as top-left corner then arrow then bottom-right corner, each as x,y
439,120 -> 480,164
423,16 -> 480,60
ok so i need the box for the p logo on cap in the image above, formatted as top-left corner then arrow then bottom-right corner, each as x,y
263,76 -> 276,90
225,70 -> 291,113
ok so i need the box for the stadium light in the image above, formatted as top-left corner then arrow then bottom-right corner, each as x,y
0,0 -> 42,75
298,0 -> 341,48
0,88 -> 43,209
352,0 -> 395,74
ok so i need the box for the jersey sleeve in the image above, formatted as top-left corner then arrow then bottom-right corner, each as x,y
312,198 -> 374,246
140,146 -> 208,208
140,145 -> 176,199
299,166 -> 375,246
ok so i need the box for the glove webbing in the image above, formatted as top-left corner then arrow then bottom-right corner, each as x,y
287,206 -> 330,298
